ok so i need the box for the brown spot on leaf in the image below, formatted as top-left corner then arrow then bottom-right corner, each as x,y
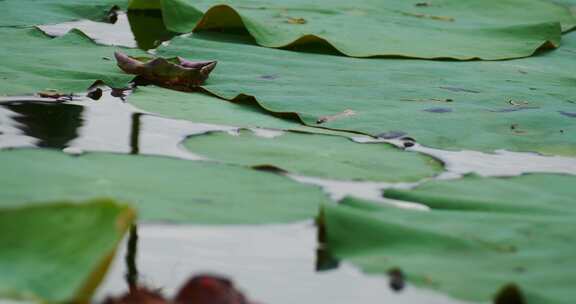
402,11 -> 454,22
317,109 -> 356,124
37,90 -> 74,101
439,86 -> 480,93
508,99 -> 529,106
286,17 -> 307,24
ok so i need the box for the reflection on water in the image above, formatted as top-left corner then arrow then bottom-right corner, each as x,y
3,102 -> 83,149
0,90 -> 235,160
97,223 -> 471,304
127,10 -> 177,50
39,11 -> 176,50
0,101 -> 83,149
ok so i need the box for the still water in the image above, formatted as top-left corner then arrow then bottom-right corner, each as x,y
1,9 -> 573,304
97,223 -> 472,304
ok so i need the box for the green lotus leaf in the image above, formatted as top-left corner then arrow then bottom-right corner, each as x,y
157,31 -> 576,156
0,199 -> 134,303
0,0 -> 126,27
184,129 -> 442,182
321,179 -> 576,304
0,28 -> 144,96
0,149 -> 329,224
384,173 -> 576,214
132,0 -> 575,59
127,85 -> 356,137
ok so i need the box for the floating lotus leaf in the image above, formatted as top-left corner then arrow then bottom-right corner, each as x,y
384,173 -> 576,214
127,85 -> 357,137
321,175 -> 576,304
0,28 -> 144,96
131,0 -> 575,59
0,0 -> 125,27
157,31 -> 576,156
0,149 -> 329,224
0,199 -> 134,303
184,129 -> 442,182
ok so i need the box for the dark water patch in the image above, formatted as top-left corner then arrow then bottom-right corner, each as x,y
1,102 -> 83,149
127,10 -> 177,50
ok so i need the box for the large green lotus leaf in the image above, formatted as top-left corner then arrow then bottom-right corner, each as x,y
132,0 -> 576,60
0,28 -> 143,96
0,0 -> 125,27
128,85 -> 357,137
0,199 -> 134,303
554,0 -> 576,15
0,149 -> 329,224
321,188 -> 576,304
184,129 -> 441,182
384,174 -> 576,214
128,85 -> 318,131
157,32 -> 576,156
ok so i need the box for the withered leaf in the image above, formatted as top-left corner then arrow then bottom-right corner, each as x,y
114,52 -> 217,91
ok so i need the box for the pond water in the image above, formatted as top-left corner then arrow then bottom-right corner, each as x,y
0,90 -> 234,160
2,9 -> 573,304
97,223 -> 472,304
